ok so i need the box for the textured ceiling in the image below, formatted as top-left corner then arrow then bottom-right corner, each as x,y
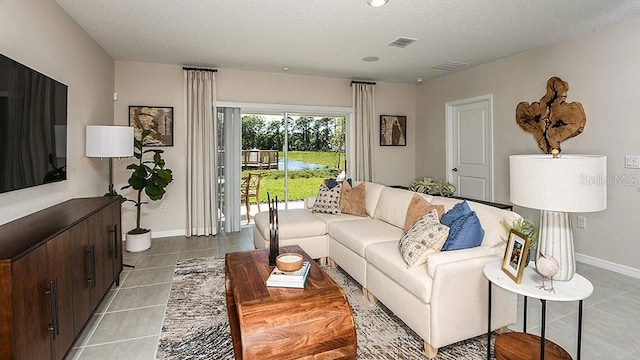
56,0 -> 640,84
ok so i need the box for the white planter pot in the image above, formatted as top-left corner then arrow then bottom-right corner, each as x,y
126,231 -> 152,252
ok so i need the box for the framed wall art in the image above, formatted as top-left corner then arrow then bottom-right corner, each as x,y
380,115 -> 406,146
129,105 -> 174,146
501,229 -> 532,284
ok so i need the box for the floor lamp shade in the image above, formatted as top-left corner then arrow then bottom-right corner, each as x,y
86,125 -> 134,196
509,154 -> 607,281
86,126 -> 134,158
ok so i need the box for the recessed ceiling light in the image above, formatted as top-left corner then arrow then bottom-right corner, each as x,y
416,78 -> 424,83
362,56 -> 380,62
283,67 -> 289,71
367,0 -> 389,7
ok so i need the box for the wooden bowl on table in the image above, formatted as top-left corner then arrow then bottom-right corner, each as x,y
276,253 -> 304,272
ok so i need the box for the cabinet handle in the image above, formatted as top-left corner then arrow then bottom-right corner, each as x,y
91,244 -> 97,289
110,224 -> 117,256
87,245 -> 97,288
46,279 -> 59,339
86,247 -> 93,286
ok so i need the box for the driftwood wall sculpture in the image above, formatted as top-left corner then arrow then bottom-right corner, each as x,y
516,77 -> 586,154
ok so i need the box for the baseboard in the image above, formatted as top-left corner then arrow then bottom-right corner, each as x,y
151,229 -> 186,238
576,252 -> 640,279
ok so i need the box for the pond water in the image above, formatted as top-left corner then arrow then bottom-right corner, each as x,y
278,159 -> 326,171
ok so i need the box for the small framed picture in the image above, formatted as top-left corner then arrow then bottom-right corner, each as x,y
501,230 -> 531,284
129,106 -> 174,146
380,115 -> 406,146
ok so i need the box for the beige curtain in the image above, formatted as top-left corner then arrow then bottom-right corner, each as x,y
185,70 -> 217,236
352,83 -> 375,181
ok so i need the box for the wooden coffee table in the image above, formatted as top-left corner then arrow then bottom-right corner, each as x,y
225,245 -> 357,360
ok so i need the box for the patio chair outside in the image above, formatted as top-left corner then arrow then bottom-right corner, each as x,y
241,172 -> 262,223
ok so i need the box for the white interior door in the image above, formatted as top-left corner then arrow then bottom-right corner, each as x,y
446,95 -> 493,201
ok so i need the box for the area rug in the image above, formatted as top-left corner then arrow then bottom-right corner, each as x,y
157,257 -> 495,359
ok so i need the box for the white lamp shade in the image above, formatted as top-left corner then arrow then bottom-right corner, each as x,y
86,125 -> 134,158
510,154 -> 607,213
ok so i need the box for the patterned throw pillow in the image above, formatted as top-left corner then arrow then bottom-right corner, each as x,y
398,210 -> 450,267
312,183 -> 343,214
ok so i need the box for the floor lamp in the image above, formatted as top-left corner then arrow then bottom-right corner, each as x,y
509,154 -> 607,281
86,125 -> 135,267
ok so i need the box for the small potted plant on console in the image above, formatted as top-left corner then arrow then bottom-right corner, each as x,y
122,130 -> 173,252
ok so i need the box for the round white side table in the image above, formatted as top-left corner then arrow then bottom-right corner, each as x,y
483,261 -> 593,360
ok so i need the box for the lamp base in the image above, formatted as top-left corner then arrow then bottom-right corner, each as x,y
537,210 -> 575,281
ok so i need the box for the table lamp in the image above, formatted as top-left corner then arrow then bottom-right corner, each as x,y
509,154 -> 607,281
86,125 -> 134,195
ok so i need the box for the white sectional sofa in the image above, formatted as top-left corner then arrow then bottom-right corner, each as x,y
253,181 -> 521,358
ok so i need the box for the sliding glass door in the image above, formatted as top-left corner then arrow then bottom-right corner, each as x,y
240,112 -> 346,221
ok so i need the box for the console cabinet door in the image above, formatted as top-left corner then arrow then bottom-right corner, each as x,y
12,246 -> 51,360
46,231 -> 76,360
89,207 -> 114,306
110,202 -> 123,282
71,219 -> 92,334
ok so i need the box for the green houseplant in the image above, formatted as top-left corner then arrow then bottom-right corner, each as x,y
121,129 -> 173,251
409,177 -> 456,197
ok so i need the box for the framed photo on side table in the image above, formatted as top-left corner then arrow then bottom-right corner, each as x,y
129,105 -> 174,146
501,230 -> 531,284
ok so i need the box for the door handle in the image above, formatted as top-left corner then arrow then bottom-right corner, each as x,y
452,168 -> 458,172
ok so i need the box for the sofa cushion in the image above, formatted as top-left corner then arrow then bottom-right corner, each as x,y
399,210 -> 449,267
373,187 -> 416,228
365,240 -> 434,303
328,218 -> 403,257
313,212 -> 365,224
340,182 -> 367,217
312,183 -> 342,214
254,209 -> 327,240
440,200 -> 484,250
362,181 -> 385,216
404,194 -> 445,232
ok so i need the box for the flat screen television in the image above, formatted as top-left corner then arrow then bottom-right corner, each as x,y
0,53 -> 68,194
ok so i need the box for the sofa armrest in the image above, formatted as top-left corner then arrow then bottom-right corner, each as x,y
304,196 -> 317,209
426,246 -> 500,278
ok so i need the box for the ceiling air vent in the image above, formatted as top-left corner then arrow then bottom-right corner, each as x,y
431,61 -> 469,71
387,37 -> 417,48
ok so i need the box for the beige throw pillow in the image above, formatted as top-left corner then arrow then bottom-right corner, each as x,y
404,194 -> 445,232
398,209 -> 450,267
340,182 -> 367,217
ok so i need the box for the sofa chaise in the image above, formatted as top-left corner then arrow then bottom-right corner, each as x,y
253,181 -> 521,358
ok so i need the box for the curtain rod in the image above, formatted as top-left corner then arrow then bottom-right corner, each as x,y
183,66 -> 218,72
350,80 -> 376,86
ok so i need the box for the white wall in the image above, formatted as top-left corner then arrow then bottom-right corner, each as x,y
114,62 -> 416,235
416,18 -> 640,271
0,0 -> 114,225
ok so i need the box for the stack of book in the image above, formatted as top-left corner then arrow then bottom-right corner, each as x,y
266,261 -> 311,288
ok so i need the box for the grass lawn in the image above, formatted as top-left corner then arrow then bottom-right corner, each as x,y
242,151 -> 344,203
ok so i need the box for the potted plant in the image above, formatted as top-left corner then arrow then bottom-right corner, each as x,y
409,177 -> 456,197
121,129 -> 174,252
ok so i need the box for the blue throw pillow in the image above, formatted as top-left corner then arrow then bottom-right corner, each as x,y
441,211 -> 485,251
440,200 -> 483,251
441,200 -> 472,226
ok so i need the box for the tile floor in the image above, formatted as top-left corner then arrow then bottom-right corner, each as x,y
64,227 -> 640,360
